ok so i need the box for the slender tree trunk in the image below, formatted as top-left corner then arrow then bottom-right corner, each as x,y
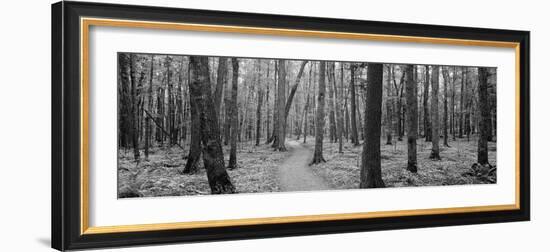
464,68 -> 471,141
333,63 -> 344,153
265,61 -> 271,142
393,66 -> 405,142
442,68 -> 450,147
268,61 -> 279,146
360,63 -> 385,188
223,62 -> 232,145
405,65 -> 418,172
144,55 -> 154,159
357,100 -> 363,141
423,65 -> 431,142
341,63 -> 349,141
228,58 -> 239,169
311,61 -> 327,164
275,59 -> 287,151
327,62 -> 337,142
459,67 -> 465,138
187,56 -> 235,193
165,56 -> 176,146
477,67 -> 491,165
385,65 -> 393,145
255,61 -> 264,146
129,54 -> 140,161
350,64 -> 359,145
214,57 -> 227,119
429,66 -> 441,160
451,67 -> 456,141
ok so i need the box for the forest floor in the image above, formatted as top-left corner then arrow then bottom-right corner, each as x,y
118,136 -> 496,198
305,136 -> 497,190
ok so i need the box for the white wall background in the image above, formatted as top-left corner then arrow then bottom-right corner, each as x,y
0,0 -> 546,251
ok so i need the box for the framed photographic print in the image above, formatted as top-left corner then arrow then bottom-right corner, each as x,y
51,1 -> 530,251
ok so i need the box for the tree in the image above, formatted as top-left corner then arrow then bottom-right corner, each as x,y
297,64 -> 313,141
404,65 -> 418,172
477,67 -> 491,165
144,55 -> 154,160
223,61 -> 232,145
129,54 -> 140,161
311,61 -> 327,164
181,56 -> 201,174
214,57 -> 227,118
450,67 -> 456,141
255,60 -> 264,146
359,63 -> 385,188
442,67 -> 451,147
349,64 -> 360,146
423,65 -> 431,141
275,59 -> 287,151
385,65 -> 393,145
327,62 -> 337,142
392,66 -> 406,142
228,58 -> 239,169
188,56 -> 235,194
458,67 -> 465,138
429,65 -> 441,160
333,62 -> 344,153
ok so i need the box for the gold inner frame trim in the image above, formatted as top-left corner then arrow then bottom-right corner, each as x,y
80,17 -> 521,235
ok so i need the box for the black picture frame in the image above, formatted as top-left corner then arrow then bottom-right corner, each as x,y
52,1 -> 530,251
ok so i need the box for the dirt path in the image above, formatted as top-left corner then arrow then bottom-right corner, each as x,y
277,140 -> 330,192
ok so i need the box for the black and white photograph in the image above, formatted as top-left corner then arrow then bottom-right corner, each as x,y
117,53 -> 497,198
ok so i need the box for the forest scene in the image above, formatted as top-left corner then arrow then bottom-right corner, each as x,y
117,52 -> 497,198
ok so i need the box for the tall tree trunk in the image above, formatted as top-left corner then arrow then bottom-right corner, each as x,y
442,67 -> 450,147
458,67 -> 465,138
333,63 -> 344,153
423,65 -> 431,141
327,62 -> 337,142
255,60 -> 263,146
360,63 -> 385,188
341,63 -> 349,141
311,61 -> 327,164
165,56 -> 176,146
393,66 -> 405,142
385,65 -> 393,145
265,61 -> 271,142
429,65 -> 441,160
268,61 -> 279,146
228,58 -> 239,169
275,59 -> 287,151
464,68 -> 471,141
188,56 -> 235,194
144,55 -> 154,159
451,67 -> 456,141
405,65 -> 418,172
223,62 -> 232,145
214,57 -> 227,119
477,67 -> 491,165
350,64 -> 359,146
129,54 -> 140,161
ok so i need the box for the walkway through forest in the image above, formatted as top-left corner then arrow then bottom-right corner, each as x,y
277,140 -> 330,192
